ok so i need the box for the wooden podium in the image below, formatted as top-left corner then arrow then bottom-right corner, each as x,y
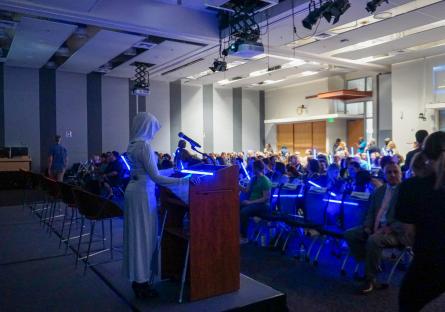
160,165 -> 240,302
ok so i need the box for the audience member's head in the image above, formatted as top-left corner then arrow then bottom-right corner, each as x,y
327,163 -> 340,181
275,162 -> 286,175
178,139 -> 186,149
384,162 -> 402,186
55,135 -> 61,143
253,159 -> 265,175
384,138 -> 391,146
392,153 -> 404,165
348,161 -> 361,178
388,141 -> 397,150
380,155 -> 393,170
410,151 -> 433,178
415,129 -> 429,146
307,159 -> 321,174
112,151 -> 120,160
423,131 -> 445,189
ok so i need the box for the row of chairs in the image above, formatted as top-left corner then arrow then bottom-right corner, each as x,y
249,181 -> 412,283
19,170 -> 123,274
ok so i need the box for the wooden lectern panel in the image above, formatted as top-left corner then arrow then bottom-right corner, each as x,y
160,165 -> 240,302
189,165 -> 240,300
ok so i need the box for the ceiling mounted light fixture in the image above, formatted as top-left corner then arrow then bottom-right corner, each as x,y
366,0 -> 388,13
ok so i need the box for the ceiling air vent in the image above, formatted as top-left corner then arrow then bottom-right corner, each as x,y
313,32 -> 337,40
133,40 -> 157,50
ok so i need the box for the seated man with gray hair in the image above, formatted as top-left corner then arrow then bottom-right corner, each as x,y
344,162 -> 410,294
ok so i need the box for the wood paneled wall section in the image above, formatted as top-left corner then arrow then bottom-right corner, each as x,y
277,121 -> 327,155
277,124 -> 294,153
312,121 -> 326,153
293,122 -> 312,154
347,119 -> 364,148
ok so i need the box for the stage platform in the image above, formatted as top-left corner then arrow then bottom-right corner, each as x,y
95,259 -> 287,312
0,197 -> 287,312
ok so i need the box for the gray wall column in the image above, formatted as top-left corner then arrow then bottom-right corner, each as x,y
39,69 -> 57,172
0,64 -> 4,146
137,96 -> 146,113
87,73 -> 102,156
129,80 -> 137,138
259,90 -> 265,150
170,80 -> 181,152
233,87 -> 242,152
203,84 -> 213,152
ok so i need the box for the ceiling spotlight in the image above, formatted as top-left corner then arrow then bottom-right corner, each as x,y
303,0 -> 351,30
209,58 -> 227,72
302,1 -> 324,30
326,0 -> 351,24
366,0 -> 388,14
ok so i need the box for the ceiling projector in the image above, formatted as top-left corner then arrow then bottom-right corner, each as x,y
132,87 -> 150,96
227,39 -> 264,59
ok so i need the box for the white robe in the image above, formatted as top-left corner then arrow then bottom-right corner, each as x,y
123,140 -> 186,283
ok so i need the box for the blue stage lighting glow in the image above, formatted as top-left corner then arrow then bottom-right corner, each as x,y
329,192 -> 337,197
323,199 -> 359,206
121,155 -> 131,170
241,162 -> 251,180
180,169 -> 214,176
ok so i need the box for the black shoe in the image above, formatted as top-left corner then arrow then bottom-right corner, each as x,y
132,282 -> 159,299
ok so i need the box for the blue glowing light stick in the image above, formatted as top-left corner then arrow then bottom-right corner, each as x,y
241,162 -> 251,180
323,199 -> 359,206
308,180 -> 321,188
121,155 -> 131,170
366,151 -> 371,169
180,169 -> 214,176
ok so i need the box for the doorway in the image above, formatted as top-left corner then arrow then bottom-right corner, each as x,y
347,119 -> 364,148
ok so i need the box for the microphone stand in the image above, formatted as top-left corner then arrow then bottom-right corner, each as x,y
191,145 -> 216,166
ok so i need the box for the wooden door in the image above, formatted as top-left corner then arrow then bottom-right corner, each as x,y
347,119 -> 364,149
293,122 -> 312,155
277,124 -> 294,154
312,121 -> 327,153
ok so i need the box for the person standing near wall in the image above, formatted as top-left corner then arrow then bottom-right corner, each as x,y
48,135 -> 68,182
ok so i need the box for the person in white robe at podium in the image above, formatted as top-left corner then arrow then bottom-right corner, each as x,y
123,112 -> 189,299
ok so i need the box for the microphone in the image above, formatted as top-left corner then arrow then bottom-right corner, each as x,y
178,132 -> 201,148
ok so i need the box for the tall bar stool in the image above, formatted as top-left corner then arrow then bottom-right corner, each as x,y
41,177 -> 63,235
57,181 -> 81,251
72,188 -> 123,274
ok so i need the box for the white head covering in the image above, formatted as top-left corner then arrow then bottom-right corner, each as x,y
131,112 -> 161,142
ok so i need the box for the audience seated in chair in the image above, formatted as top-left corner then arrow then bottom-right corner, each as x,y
344,162 -> 411,294
239,160 -> 272,243
103,151 -> 123,199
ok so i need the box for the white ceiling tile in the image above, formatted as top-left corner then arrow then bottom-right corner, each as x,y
58,30 -> 145,74
6,17 -> 76,68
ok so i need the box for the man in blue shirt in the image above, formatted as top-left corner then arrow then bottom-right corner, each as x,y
48,135 -> 68,181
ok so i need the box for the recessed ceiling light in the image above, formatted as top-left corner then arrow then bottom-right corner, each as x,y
374,11 -> 392,20
327,19 -> 445,58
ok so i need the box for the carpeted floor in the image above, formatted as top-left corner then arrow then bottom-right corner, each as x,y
1,189 -> 444,312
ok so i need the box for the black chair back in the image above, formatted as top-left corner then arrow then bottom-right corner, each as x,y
303,186 -> 327,225
58,182 -> 76,206
72,189 -> 122,220
342,192 -> 370,230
